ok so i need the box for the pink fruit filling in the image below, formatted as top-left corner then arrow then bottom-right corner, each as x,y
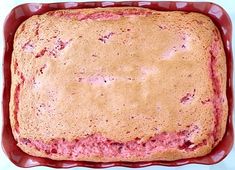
19,130 -> 207,158
13,84 -> 21,132
98,32 -> 114,43
180,89 -> 196,104
47,8 -> 153,21
209,29 -> 223,143
35,47 -> 47,58
35,39 -> 72,58
13,60 -> 25,133
22,40 -> 34,52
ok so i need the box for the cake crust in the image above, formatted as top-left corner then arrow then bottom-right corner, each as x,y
10,7 -> 228,162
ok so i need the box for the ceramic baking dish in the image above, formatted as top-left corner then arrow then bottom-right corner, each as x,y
2,1 -> 233,168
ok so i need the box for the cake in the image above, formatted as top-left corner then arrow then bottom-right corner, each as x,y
10,7 -> 228,162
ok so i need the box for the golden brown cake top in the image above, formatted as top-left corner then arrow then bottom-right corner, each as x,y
10,7 -> 227,161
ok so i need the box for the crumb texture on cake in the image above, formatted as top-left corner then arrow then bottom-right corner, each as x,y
10,7 -> 228,162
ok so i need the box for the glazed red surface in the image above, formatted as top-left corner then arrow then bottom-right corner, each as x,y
2,1 -> 233,168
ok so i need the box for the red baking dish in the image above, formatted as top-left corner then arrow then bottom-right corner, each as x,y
2,1 -> 234,168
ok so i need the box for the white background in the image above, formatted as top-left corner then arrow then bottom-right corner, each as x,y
0,0 -> 234,170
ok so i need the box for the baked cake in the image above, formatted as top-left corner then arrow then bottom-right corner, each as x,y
10,7 -> 228,162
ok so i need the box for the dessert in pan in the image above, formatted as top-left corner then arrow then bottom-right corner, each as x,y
10,7 -> 227,162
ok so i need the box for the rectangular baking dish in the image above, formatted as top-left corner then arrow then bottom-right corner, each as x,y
2,1 -> 233,168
